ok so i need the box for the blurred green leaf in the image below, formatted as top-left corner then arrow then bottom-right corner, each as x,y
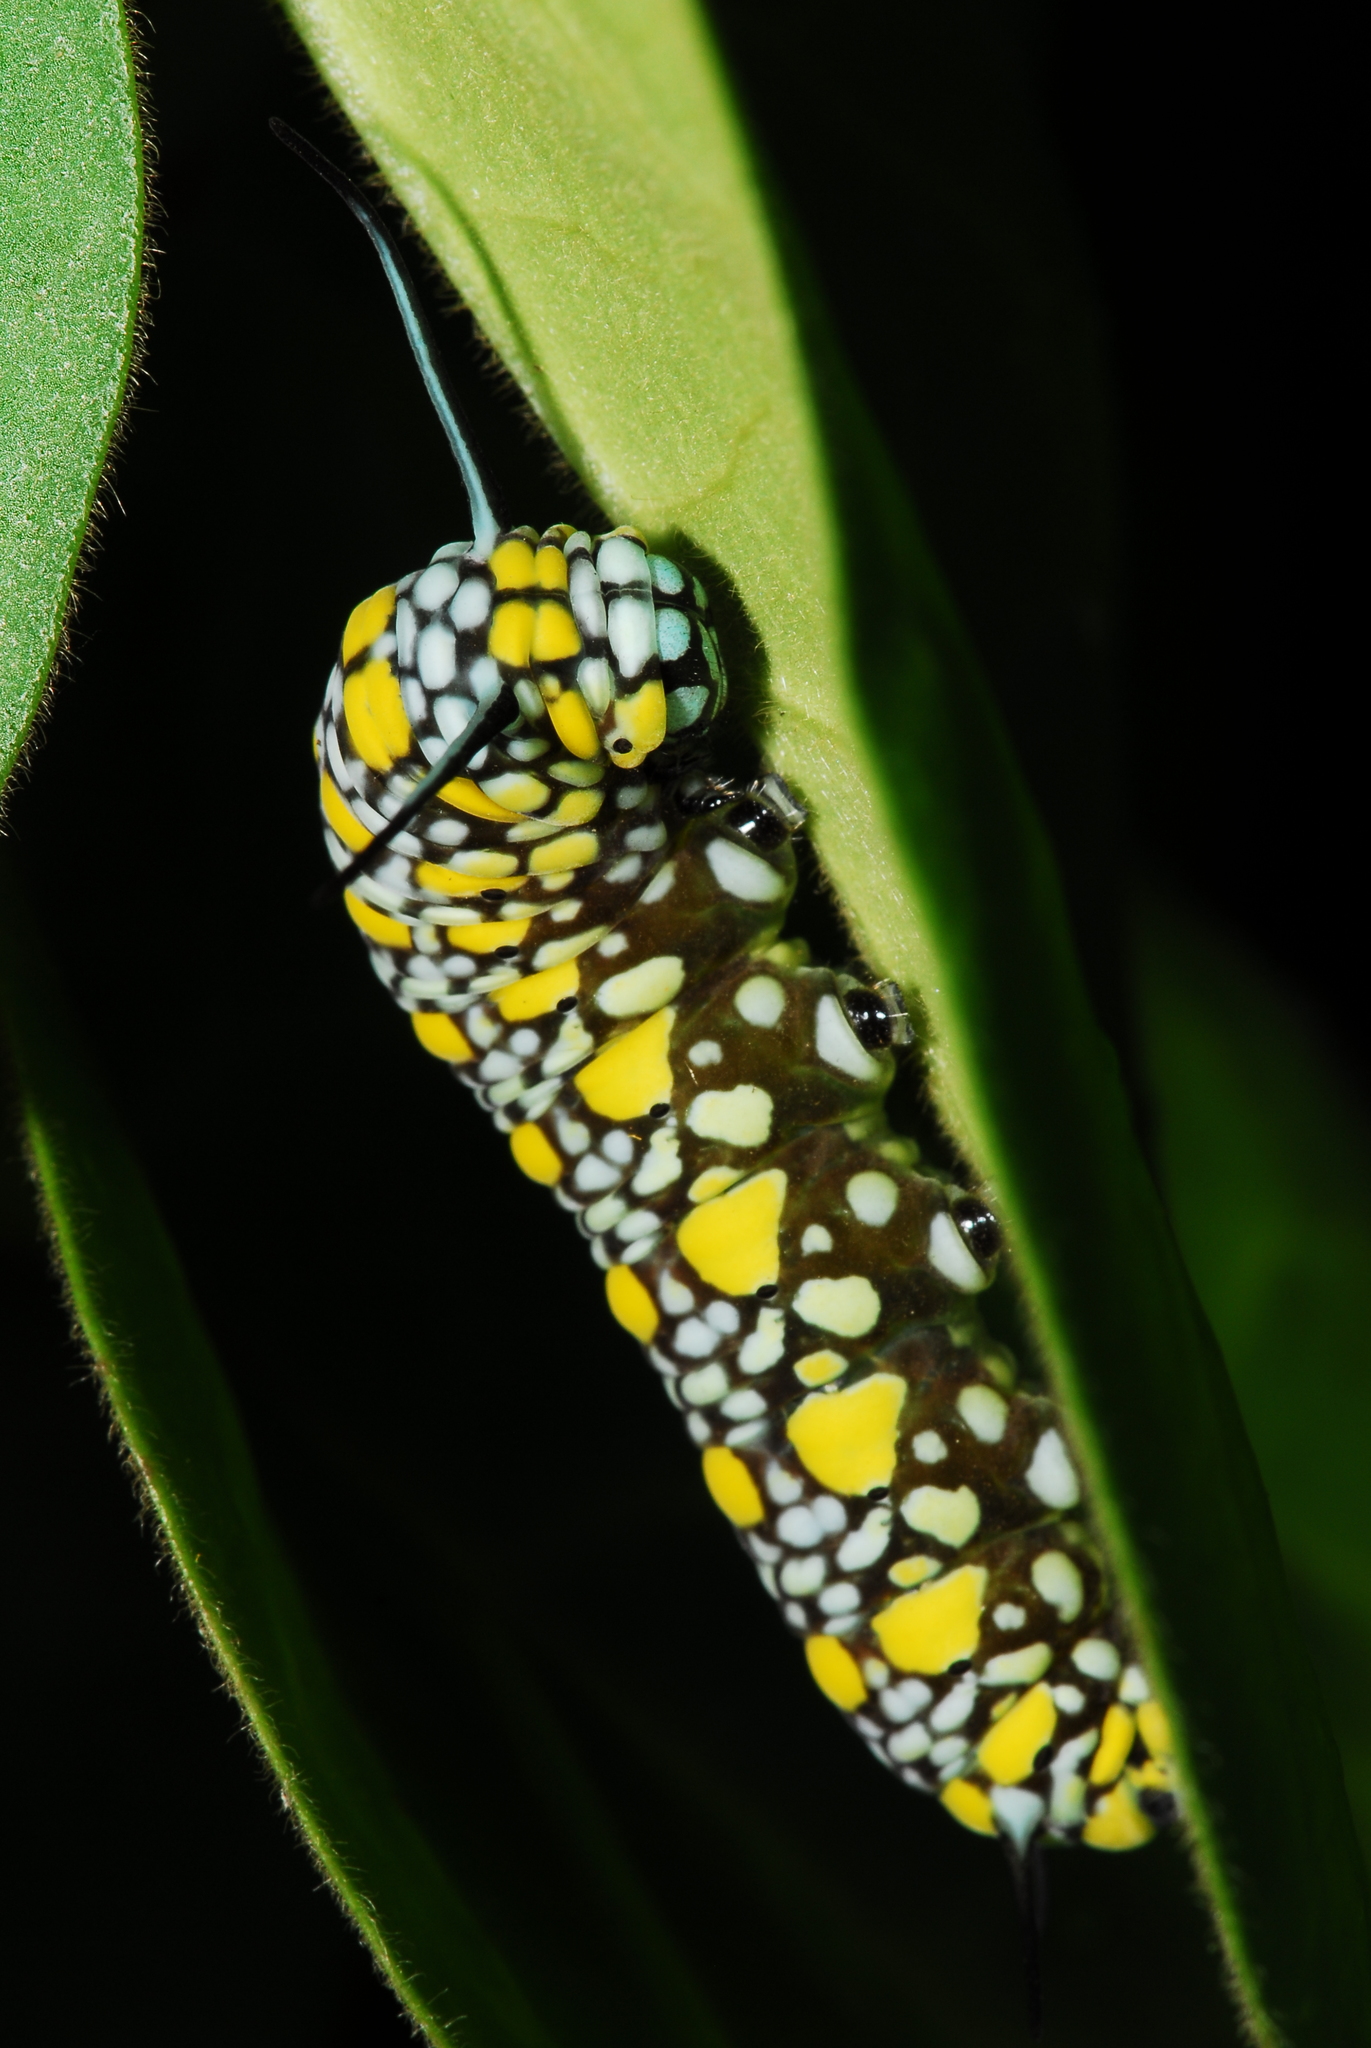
1137,892 -> 1371,1861
0,864 -> 562,2047
0,0 -> 142,785
282,1 -> 1368,2039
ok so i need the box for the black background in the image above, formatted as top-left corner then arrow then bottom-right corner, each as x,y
6,0 -> 1358,2042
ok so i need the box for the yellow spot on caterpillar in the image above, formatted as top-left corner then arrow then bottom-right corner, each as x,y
532,601 -> 582,662
489,599 -> 535,667
490,537 -> 536,588
794,1349 -> 847,1387
434,849 -> 521,879
786,1372 -> 904,1494
343,891 -> 411,948
872,1565 -> 988,1674
687,1166 -> 743,1203
1090,1704 -> 1136,1786
535,543 -> 569,590
978,1683 -> 1057,1786
1083,1780 -> 1154,1851
320,774 -> 372,852
597,955 -> 686,1018
575,1005 -> 676,1120
610,678 -> 667,767
888,1555 -> 939,1588
805,1635 -> 868,1711
509,1122 -> 563,1185
341,585 -> 395,666
1136,1698 -> 1173,1763
495,959 -> 580,1020
414,860 -> 525,894
605,1262 -> 660,1342
438,776 -> 523,822
551,788 -> 603,826
940,1779 -> 998,1837
479,772 -> 552,815
410,1011 -> 474,1063
529,830 -> 600,874
902,1482 -> 981,1547
545,687 -> 601,759
450,919 -> 530,955
701,1445 -> 765,1527
793,1273 -> 881,1337
343,658 -> 410,771
686,1084 -> 773,1147
676,1167 -> 786,1295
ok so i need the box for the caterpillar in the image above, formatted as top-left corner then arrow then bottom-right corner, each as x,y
281,122 -> 1177,1875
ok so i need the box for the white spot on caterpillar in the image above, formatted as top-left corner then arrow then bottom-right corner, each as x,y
1031,1550 -> 1084,1623
680,1362 -> 729,1405
735,975 -> 786,1027
686,1085 -> 774,1146
776,1504 -> 823,1548
449,575 -> 491,630
413,561 -> 460,611
993,1603 -> 1027,1631
814,993 -> 881,1081
957,1384 -> 1008,1442
597,955 -> 685,1016
740,1307 -> 786,1373
417,622 -> 458,690
801,1224 -> 833,1255
928,1210 -> 988,1291
983,1642 -> 1053,1684
573,1154 -> 621,1193
766,1461 -> 803,1504
888,1721 -> 932,1764
687,1039 -> 722,1065
633,1128 -> 682,1195
930,1678 -> 978,1732
901,1484 -> 981,1547
879,1677 -> 932,1724
836,1506 -> 892,1571
1025,1428 -> 1080,1509
781,1554 -> 826,1595
721,1388 -> 767,1420
793,1274 -> 881,1336
1072,1638 -> 1121,1681
607,594 -> 656,677
674,1318 -> 719,1359
1119,1664 -> 1151,1705
639,859 -> 676,904
912,1430 -> 947,1463
846,1170 -> 898,1225
705,837 -> 785,903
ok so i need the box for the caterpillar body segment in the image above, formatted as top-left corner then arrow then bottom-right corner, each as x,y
317,522 -> 1177,1857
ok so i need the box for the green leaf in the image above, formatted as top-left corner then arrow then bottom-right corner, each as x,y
1136,892 -> 1371,1862
0,0 -> 142,787
281,3 -> 1369,2038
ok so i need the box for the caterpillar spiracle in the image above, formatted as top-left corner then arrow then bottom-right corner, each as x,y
281,122 -> 1177,1876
